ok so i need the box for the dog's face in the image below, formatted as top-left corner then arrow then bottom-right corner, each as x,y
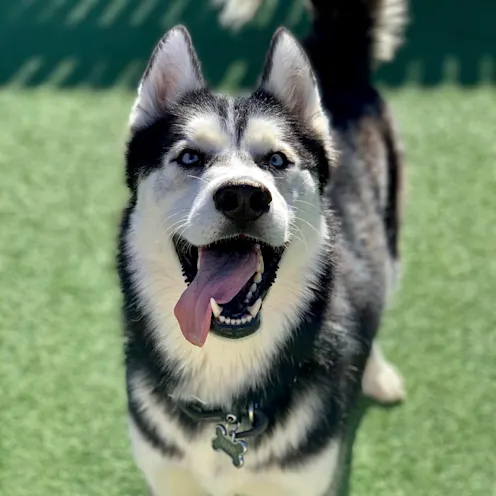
125,26 -> 334,355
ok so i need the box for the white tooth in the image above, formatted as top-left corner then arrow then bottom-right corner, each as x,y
197,257 -> 200,270
225,317 -> 231,324
210,298 -> 222,318
246,315 -> 253,322
247,298 -> 262,317
255,243 -> 261,250
246,291 -> 252,300
250,283 -> 257,293
244,299 -> 249,305
235,319 -> 241,325
257,255 -> 264,273
219,316 -> 226,323
254,273 -> 262,283
241,317 -> 247,324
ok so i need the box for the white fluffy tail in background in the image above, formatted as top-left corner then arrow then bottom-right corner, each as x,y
212,0 -> 408,66
212,0 -> 264,30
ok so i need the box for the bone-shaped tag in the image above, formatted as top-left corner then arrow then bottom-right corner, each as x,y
211,424 -> 247,468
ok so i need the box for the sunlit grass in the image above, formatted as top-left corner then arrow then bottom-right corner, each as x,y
0,86 -> 494,495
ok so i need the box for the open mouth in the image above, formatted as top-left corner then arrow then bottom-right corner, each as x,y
172,235 -> 284,347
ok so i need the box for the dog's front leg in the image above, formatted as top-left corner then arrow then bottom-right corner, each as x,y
146,467 -> 207,496
130,419 -> 207,496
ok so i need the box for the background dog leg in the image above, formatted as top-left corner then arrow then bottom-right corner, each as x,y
362,342 -> 405,404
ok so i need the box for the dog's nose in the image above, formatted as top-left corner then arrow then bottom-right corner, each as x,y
213,183 -> 272,223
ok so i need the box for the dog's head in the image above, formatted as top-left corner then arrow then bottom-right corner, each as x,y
125,26 -> 334,350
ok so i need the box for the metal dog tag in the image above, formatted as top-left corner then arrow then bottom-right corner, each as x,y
211,424 -> 247,468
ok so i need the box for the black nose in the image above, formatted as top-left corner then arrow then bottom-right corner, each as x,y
213,183 -> 272,223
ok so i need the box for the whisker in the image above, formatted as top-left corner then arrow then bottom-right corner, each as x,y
293,199 -> 321,212
293,216 -> 321,236
164,218 -> 189,237
291,221 -> 308,245
289,223 -> 307,248
174,223 -> 190,238
162,210 -> 189,225
185,174 -> 209,184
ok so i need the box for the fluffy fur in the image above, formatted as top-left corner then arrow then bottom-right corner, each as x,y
117,1 -> 408,494
214,0 -> 408,63
213,0 -> 264,31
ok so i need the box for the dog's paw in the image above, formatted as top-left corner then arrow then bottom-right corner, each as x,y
362,357 -> 406,404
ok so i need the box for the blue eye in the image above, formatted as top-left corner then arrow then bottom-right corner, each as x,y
269,152 -> 289,168
177,149 -> 203,167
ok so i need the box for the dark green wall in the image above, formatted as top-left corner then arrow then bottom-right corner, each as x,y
0,0 -> 493,89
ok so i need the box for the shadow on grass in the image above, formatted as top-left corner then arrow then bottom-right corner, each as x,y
337,397 -> 402,496
0,0 -> 494,90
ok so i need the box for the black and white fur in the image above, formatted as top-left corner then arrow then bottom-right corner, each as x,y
117,1 -> 408,494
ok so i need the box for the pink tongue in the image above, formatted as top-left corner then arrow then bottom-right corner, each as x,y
174,246 -> 258,347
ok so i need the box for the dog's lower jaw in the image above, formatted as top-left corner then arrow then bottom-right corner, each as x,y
173,236 -> 285,345
126,204 -> 330,407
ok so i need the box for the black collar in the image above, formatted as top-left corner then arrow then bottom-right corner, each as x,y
170,357 -> 308,441
175,398 -> 269,440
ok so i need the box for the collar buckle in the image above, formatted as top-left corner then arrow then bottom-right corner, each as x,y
174,397 -> 269,468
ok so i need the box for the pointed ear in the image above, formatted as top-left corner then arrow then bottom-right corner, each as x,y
130,26 -> 205,129
259,28 -> 333,156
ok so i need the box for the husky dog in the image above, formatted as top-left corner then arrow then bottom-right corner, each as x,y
117,0 -> 407,494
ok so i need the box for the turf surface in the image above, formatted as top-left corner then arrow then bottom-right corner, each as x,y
0,86 -> 495,495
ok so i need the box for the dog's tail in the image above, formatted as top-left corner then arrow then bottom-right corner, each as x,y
214,0 -> 407,81
304,0 -> 408,85
213,0 -> 263,31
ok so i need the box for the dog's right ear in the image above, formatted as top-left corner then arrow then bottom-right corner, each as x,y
130,26 -> 205,129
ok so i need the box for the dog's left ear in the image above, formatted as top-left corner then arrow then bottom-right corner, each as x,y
130,26 -> 205,129
259,28 -> 334,163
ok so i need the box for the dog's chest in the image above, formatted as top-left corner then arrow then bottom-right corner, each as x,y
130,388 -> 341,496
132,414 -> 340,496
160,422 -> 289,495
184,433 -> 255,492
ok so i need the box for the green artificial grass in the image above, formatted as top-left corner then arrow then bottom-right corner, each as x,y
0,86 -> 495,496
